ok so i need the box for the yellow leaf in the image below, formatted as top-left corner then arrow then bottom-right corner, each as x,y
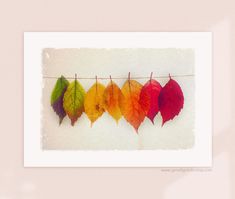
103,81 -> 123,123
84,82 -> 106,126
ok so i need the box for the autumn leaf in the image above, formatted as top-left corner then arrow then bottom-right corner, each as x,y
84,82 -> 106,126
158,76 -> 184,126
63,79 -> 86,126
139,79 -> 162,124
50,76 -> 69,124
119,79 -> 145,132
103,80 -> 123,123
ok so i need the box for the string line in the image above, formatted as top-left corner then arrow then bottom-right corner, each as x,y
43,74 -> 194,80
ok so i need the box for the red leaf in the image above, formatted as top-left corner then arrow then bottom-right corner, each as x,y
139,79 -> 162,123
158,76 -> 184,125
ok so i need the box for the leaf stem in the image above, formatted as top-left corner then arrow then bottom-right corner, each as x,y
150,72 -> 153,83
110,75 -> 114,95
128,72 -> 131,92
95,75 -> 98,93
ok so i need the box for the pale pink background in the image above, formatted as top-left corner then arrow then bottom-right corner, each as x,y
0,0 -> 234,198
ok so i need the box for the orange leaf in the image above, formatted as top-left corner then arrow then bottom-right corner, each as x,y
103,81 -> 123,123
119,79 -> 145,132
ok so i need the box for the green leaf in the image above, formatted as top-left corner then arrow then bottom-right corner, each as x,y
50,76 -> 69,124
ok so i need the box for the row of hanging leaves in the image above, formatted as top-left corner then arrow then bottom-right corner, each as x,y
50,73 -> 184,133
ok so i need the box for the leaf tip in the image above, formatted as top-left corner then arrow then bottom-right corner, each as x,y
115,120 -> 119,125
150,119 -> 155,125
161,119 -> 167,127
134,127 -> 139,134
59,118 -> 63,125
71,118 -> 76,126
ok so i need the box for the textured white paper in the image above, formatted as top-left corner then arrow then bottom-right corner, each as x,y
42,48 -> 195,150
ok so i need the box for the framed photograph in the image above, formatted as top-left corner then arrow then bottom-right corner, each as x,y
24,32 -> 212,167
